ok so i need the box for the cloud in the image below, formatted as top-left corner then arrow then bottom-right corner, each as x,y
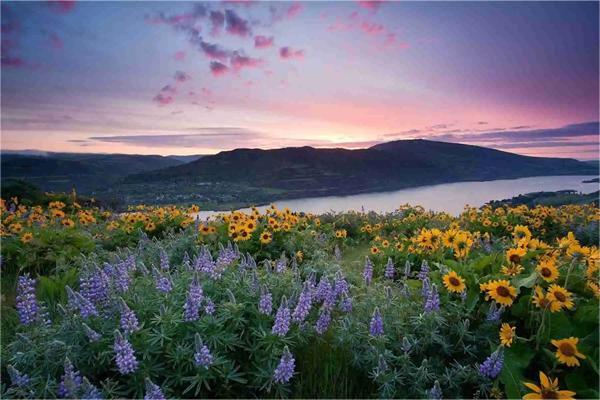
254,35 -> 274,49
286,2 -> 303,19
477,121 -> 488,125
210,61 -> 229,76
493,140 -> 600,150
152,93 -> 174,106
360,22 -> 384,35
174,71 -> 191,82
356,1 -> 384,12
87,127 -> 266,148
47,0 -> 76,14
194,38 -> 231,60
230,52 -> 262,71
279,46 -> 304,60
173,51 -> 186,61
225,9 -> 251,37
209,10 -> 225,36
431,121 -> 599,144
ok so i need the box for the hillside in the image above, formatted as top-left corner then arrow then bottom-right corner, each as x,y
124,139 -> 598,199
1,153 -> 184,193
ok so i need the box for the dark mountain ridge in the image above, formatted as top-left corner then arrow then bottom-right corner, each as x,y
124,139 -> 598,198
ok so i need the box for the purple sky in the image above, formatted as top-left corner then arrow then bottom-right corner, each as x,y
1,1 -> 599,159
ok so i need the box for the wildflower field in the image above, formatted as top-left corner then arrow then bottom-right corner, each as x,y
1,196 -> 599,399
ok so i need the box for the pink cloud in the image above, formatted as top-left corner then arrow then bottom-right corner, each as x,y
279,46 -> 304,60
196,39 -> 230,60
161,85 -> 177,94
254,35 -> 274,49
225,9 -> 251,37
210,61 -> 229,76
48,33 -> 64,49
286,3 -> 303,19
230,52 -> 263,72
360,22 -> 384,35
153,93 -> 174,106
174,51 -> 186,61
47,0 -> 76,14
209,11 -> 225,36
357,1 -> 384,12
174,71 -> 191,82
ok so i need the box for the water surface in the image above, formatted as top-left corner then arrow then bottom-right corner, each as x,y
195,175 -> 598,218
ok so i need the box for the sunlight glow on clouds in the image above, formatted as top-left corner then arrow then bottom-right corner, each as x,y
1,1 -> 598,159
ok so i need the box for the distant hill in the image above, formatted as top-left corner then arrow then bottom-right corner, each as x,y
1,153 -> 184,193
125,139 -> 598,198
489,190 -> 599,207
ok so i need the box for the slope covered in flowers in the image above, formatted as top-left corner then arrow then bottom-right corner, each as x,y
1,198 -> 598,399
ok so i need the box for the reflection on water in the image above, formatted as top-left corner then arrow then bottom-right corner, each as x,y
193,175 -> 598,218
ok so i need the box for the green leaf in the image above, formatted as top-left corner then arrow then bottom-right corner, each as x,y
499,343 -> 535,399
512,271 -> 538,290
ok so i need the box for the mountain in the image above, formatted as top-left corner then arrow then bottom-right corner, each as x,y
125,140 -> 598,199
1,153 -> 184,193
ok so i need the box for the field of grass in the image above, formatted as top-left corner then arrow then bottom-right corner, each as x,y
0,196 -> 598,399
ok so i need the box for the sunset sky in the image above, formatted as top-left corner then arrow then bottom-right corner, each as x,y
1,1 -> 598,159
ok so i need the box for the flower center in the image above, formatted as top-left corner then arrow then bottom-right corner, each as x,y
496,286 -> 510,297
541,389 -> 559,399
449,277 -> 461,286
541,268 -> 552,277
509,254 -> 521,264
559,343 -> 576,357
554,291 -> 566,302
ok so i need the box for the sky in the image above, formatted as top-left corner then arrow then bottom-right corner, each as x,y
1,0 -> 599,160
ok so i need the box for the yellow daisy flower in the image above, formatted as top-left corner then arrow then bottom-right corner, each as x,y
442,271 -> 466,293
499,323 -> 515,347
481,280 -> 517,307
551,337 -> 586,367
547,284 -> 574,312
523,371 -> 575,400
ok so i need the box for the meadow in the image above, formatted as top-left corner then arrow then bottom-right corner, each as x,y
0,195 -> 598,399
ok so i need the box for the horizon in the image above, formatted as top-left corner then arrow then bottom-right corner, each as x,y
1,1 -> 599,159
2,136 -> 600,162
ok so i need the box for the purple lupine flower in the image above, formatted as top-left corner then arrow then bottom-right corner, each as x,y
217,242 -> 238,268
369,307 -> 384,336
417,260 -> 429,281
82,323 -> 102,342
272,297 -> 291,337
80,268 -> 110,309
194,246 -> 216,277
258,288 -> 273,315
292,282 -> 312,323
363,257 -> 373,285
339,293 -> 353,313
58,358 -> 82,398
275,253 -> 287,273
7,365 -> 30,388
273,346 -> 295,384
333,271 -> 349,297
113,331 -> 138,375
144,378 -> 165,400
159,249 -> 170,271
424,284 -> 440,313
119,301 -> 140,334
315,308 -> 331,335
204,298 -> 215,315
428,380 -> 442,400
421,277 -> 431,297
80,377 -> 103,400
113,263 -> 131,294
479,349 -> 504,379
315,277 -> 332,302
384,258 -> 395,279
486,303 -> 503,323
194,334 -> 214,369
152,268 -> 172,293
183,279 -> 204,321
75,292 -> 98,319
16,274 -> 39,325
